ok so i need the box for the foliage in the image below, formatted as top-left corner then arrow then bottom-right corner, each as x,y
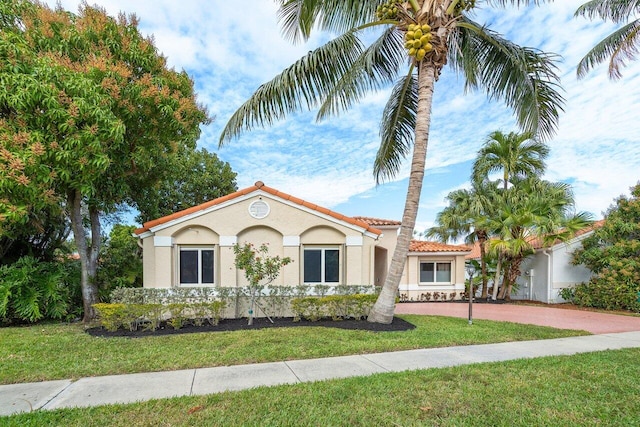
0,256 -> 81,323
233,243 -> 292,324
93,301 -> 226,332
291,294 -> 378,321
96,224 -> 142,300
0,204 -> 71,265
572,183 -> 640,311
133,147 -> 238,223
575,0 -> 640,79
218,0 -> 564,323
0,1 -> 210,321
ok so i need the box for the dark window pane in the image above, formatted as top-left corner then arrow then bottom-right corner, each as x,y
201,250 -> 214,284
180,250 -> 198,284
436,263 -> 451,282
304,250 -> 321,283
420,262 -> 434,282
324,249 -> 339,283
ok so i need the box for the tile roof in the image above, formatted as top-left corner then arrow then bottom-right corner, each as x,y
464,219 -> 605,259
134,181 -> 383,236
409,240 -> 472,253
352,216 -> 401,227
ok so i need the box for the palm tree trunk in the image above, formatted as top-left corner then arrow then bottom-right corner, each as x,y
368,61 -> 436,324
491,255 -> 502,301
478,233 -> 489,299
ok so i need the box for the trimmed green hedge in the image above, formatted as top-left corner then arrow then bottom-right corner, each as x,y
291,294 -> 378,321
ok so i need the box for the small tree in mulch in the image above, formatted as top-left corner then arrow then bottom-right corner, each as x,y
233,243 -> 292,325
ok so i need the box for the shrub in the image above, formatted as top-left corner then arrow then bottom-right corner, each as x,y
291,294 -> 377,321
0,256 -> 81,323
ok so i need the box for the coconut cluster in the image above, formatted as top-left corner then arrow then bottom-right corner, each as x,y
375,1 -> 398,20
404,23 -> 433,62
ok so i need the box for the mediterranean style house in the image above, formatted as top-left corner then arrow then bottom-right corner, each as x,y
134,181 -> 470,299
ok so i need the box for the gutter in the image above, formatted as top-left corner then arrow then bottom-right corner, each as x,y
543,249 -> 552,303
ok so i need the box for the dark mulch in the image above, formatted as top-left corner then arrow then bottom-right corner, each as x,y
86,316 -> 416,338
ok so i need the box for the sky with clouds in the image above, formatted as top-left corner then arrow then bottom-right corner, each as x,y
46,0 -> 640,232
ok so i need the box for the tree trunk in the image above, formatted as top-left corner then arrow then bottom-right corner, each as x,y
478,232 -> 488,299
491,255 -> 502,301
68,190 -> 101,322
368,61 -> 436,324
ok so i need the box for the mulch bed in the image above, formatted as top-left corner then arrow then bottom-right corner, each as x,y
86,316 -> 416,338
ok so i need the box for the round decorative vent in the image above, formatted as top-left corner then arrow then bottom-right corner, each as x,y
249,200 -> 270,219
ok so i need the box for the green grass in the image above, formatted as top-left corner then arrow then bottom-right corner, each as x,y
0,314 -> 587,384
3,348 -> 639,426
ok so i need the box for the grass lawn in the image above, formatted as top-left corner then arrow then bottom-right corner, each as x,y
4,348 -> 639,426
0,314 -> 587,384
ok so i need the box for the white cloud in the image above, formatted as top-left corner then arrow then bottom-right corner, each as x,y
43,0 -> 640,225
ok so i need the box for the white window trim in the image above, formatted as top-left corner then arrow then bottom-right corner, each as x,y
419,260 -> 453,285
178,246 -> 216,287
303,246 -> 342,285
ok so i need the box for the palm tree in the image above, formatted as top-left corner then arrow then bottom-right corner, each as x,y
575,1 -> 640,79
487,178 -> 593,300
472,130 -> 549,299
472,131 -> 549,191
425,179 -> 498,298
219,1 -> 564,324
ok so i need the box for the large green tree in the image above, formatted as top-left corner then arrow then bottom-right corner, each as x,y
572,182 -> 640,311
219,0 -> 564,323
0,1 -> 209,321
133,147 -> 237,224
576,0 -> 640,79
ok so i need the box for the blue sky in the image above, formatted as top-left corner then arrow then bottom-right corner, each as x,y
48,1 -> 640,232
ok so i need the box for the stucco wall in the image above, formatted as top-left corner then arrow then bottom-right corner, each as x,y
398,253 -> 467,301
139,193 -> 380,289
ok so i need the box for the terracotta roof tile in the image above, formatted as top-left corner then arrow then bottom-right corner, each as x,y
409,240 -> 471,253
353,216 -> 401,227
134,181 -> 383,236
464,220 -> 605,259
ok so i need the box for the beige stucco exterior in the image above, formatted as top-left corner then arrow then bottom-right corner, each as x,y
137,189 -> 392,289
136,182 -> 469,299
398,251 -> 468,301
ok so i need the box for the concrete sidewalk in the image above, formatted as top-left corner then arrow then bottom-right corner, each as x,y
2,331 -> 640,417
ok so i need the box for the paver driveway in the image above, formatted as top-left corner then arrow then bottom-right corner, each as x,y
395,302 -> 640,334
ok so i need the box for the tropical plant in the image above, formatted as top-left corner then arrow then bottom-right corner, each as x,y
472,130 -> 549,191
575,0 -> 640,79
485,178 -> 592,300
572,182 -> 640,311
0,256 -> 81,323
96,224 -> 143,301
0,2 -> 209,321
219,0 -> 564,323
426,178 -> 499,298
233,243 -> 292,325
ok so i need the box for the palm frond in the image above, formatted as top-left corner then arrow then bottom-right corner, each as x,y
219,31 -> 363,145
577,19 -> 640,79
317,26 -> 406,121
575,0 -> 640,24
482,1 -> 551,8
451,19 -> 564,141
277,0 -> 379,44
374,71 -> 417,183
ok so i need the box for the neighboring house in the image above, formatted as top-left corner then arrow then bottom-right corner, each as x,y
399,241 -> 471,301
466,220 -> 604,303
134,181 -> 470,297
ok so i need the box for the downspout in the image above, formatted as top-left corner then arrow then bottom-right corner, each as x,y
543,249 -> 552,303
